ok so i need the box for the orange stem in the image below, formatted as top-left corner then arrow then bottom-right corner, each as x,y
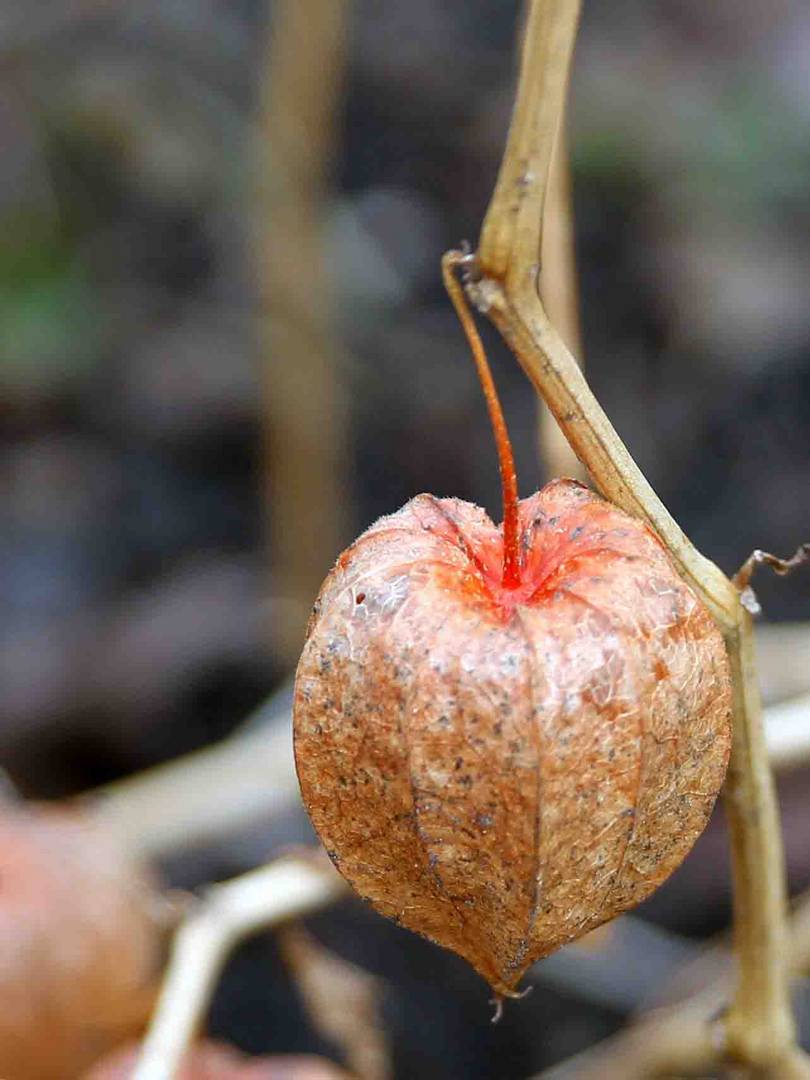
442,251 -> 521,588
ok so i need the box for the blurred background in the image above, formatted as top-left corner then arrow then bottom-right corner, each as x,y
1,1 -> 810,1076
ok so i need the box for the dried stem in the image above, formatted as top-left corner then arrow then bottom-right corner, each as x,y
86,686 -> 297,860
538,111 -> 584,480
721,617 -> 797,1067
132,856 -> 344,1080
280,925 -> 391,1080
257,0 -> 351,666
537,882 -> 810,1080
442,251 -> 521,588
735,543 -> 810,591
464,0 -> 804,1070
539,1004 -> 719,1079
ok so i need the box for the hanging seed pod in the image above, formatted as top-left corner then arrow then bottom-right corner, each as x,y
293,262 -> 732,998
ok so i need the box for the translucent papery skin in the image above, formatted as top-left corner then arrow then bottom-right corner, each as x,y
294,479 -> 732,994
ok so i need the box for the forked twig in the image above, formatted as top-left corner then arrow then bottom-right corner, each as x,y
132,856 -> 344,1080
458,0 -> 808,1071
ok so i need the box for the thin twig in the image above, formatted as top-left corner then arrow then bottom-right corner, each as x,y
464,0 -> 805,1070
132,856 -> 344,1080
735,543 -> 810,596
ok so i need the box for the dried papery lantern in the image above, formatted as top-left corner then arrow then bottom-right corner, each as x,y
293,258 -> 732,999
0,805 -> 163,1080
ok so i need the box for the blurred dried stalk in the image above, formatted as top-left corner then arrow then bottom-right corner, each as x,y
87,686 -> 297,861
763,691 -> 810,771
538,1005 -> 718,1079
757,622 -> 810,704
538,113 -> 584,481
132,855 -> 344,1080
280,925 -> 391,1080
467,0 -> 807,1072
537,883 -> 810,1079
257,0 -> 350,667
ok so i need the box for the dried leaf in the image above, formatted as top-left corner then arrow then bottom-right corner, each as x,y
280,924 -> 390,1080
294,480 -> 732,995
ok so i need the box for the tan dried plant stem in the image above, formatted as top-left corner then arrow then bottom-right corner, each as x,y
257,0 -> 351,666
131,857 -> 344,1080
538,113 -> 584,480
538,881 -> 810,1079
461,0 -> 805,1071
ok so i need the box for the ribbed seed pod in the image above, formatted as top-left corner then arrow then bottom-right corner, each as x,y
294,479 -> 732,995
